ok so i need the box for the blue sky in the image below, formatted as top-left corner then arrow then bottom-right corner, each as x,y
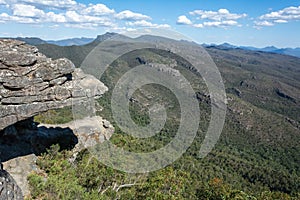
0,0 -> 300,47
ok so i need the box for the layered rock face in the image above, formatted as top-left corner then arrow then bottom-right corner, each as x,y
0,39 -> 111,199
0,39 -> 108,131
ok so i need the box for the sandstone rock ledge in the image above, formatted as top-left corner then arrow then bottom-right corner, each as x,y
0,39 -> 111,199
0,39 -> 108,131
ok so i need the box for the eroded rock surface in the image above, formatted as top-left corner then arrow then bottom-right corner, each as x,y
0,39 -> 111,199
0,39 -> 108,131
2,116 -> 114,197
39,116 -> 114,151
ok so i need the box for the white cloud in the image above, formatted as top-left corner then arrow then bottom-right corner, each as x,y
105,26 -> 139,33
190,8 -> 247,21
274,19 -> 288,23
0,0 -> 6,5
192,20 -> 238,28
12,4 -> 45,17
260,6 -> 300,20
127,20 -> 170,28
1,7 -> 114,27
116,10 -> 151,21
65,10 -> 81,22
127,20 -> 152,27
193,23 -> 203,28
0,12 -> 37,23
65,23 -> 98,29
81,3 -> 115,16
65,10 -> 113,26
45,12 -> 66,23
0,1 -> 170,30
178,8 -> 245,29
203,20 -> 238,27
256,6 -> 300,26
254,20 -> 274,27
176,15 -> 192,25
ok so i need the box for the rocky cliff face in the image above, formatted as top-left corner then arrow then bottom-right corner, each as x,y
0,39 -> 108,131
0,39 -> 110,199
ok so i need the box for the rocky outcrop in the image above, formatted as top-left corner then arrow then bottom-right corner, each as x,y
2,116 -> 114,197
39,116 -> 114,150
0,39 -> 110,199
0,39 -> 108,131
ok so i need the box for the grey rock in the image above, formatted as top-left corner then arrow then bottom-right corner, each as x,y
0,170 -> 23,200
148,63 -> 180,77
0,39 -> 112,198
49,76 -> 67,86
0,39 -> 108,130
39,116 -> 114,150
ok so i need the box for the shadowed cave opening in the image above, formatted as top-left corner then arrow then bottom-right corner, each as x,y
0,117 -> 78,162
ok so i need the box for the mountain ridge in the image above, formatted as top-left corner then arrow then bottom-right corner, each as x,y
3,33 -> 300,58
210,42 -> 300,58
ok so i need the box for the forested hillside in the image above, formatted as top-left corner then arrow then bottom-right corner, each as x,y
30,34 -> 300,199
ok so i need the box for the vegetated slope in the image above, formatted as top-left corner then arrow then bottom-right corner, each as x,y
36,32 -> 117,67
97,44 -> 300,193
47,37 -> 94,46
32,34 -> 300,199
205,46 -> 300,122
37,34 -> 300,122
36,43 -> 95,67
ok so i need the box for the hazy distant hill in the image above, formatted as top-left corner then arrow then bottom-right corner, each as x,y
47,37 -> 94,46
35,32 -> 119,67
3,36 -> 93,46
14,37 -> 48,45
5,34 -> 300,58
214,43 -> 300,58
274,47 -> 300,58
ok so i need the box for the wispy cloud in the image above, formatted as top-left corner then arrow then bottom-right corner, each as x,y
255,6 -> 300,27
115,10 -> 151,21
127,20 -> 170,28
203,20 -> 238,27
254,20 -> 274,27
177,8 -> 246,28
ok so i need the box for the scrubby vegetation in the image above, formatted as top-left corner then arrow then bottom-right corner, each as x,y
27,144 -> 299,199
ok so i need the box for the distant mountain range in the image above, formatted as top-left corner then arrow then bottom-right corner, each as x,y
10,36 -> 94,46
47,37 -> 94,46
205,42 -> 300,58
2,34 -> 300,58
